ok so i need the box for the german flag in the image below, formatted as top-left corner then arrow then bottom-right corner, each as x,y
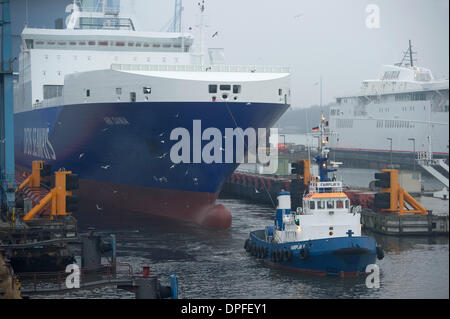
312,126 -> 319,132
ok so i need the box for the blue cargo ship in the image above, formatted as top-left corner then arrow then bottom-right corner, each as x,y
13,1 -> 290,228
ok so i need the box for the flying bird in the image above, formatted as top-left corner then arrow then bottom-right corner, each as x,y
79,153 -> 85,159
212,31 -> 219,38
100,165 -> 110,170
96,204 -> 103,211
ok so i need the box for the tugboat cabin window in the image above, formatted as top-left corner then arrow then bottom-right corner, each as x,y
345,199 -> 349,209
220,85 -> 231,91
327,200 -> 335,209
317,201 -> 325,209
309,201 -> 315,210
233,85 -> 241,94
336,200 -> 344,208
209,85 -> 218,93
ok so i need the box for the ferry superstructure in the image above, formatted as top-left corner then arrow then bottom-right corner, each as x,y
329,42 -> 449,159
13,1 -> 291,228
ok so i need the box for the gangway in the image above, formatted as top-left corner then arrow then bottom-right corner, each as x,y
417,152 -> 449,199
437,159 -> 449,173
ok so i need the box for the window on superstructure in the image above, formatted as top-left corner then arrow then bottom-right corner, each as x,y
152,44 -> 161,48
136,43 -> 142,47
47,41 -> 55,45
327,200 -> 334,209
116,42 -> 125,47
128,42 -> 134,47
233,85 -> 242,94
36,41 -> 44,45
317,201 -> 325,209
209,85 -> 218,94
130,92 -> 136,102
162,44 -> 171,48
86,89 -> 90,97
309,201 -> 315,210
79,41 -> 86,46
278,89 -> 282,96
25,39 -> 34,49
43,85 -> 63,99
88,41 -> 95,46
174,44 -> 181,49
116,88 -> 122,95
220,85 -> 231,91
336,200 -> 344,208
69,42 -> 77,46
98,41 -> 108,46
143,43 -> 150,47
57,42 -> 66,46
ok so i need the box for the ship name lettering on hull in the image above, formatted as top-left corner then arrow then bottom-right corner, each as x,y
23,127 -> 56,160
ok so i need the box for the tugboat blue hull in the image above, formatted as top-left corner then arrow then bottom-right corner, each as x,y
247,230 -> 377,277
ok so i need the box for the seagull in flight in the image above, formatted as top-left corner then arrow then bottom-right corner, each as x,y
96,204 -> 103,211
100,165 -> 110,170
79,153 -> 85,159
212,31 -> 219,38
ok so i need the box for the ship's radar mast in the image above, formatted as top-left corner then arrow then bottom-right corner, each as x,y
395,40 -> 417,68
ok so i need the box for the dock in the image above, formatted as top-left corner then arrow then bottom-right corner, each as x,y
221,169 -> 449,236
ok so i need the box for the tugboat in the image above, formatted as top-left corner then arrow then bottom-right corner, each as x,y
244,116 -> 384,277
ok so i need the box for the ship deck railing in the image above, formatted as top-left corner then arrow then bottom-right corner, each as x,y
111,63 -> 290,74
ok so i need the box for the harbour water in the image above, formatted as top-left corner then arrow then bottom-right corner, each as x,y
30,197 -> 448,299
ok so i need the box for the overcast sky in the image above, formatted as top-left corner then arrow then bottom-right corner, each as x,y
9,0 -> 450,108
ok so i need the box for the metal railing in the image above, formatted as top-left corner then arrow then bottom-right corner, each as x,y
111,63 -> 290,74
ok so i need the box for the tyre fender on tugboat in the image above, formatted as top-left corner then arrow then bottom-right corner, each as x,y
299,247 -> 309,259
376,246 -> 384,260
244,239 -> 250,252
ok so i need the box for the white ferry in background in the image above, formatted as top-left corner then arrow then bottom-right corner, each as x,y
329,41 -> 449,159
14,0 -> 291,229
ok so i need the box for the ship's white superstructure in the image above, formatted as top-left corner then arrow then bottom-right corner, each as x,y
329,47 -> 449,157
14,0 -> 291,113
